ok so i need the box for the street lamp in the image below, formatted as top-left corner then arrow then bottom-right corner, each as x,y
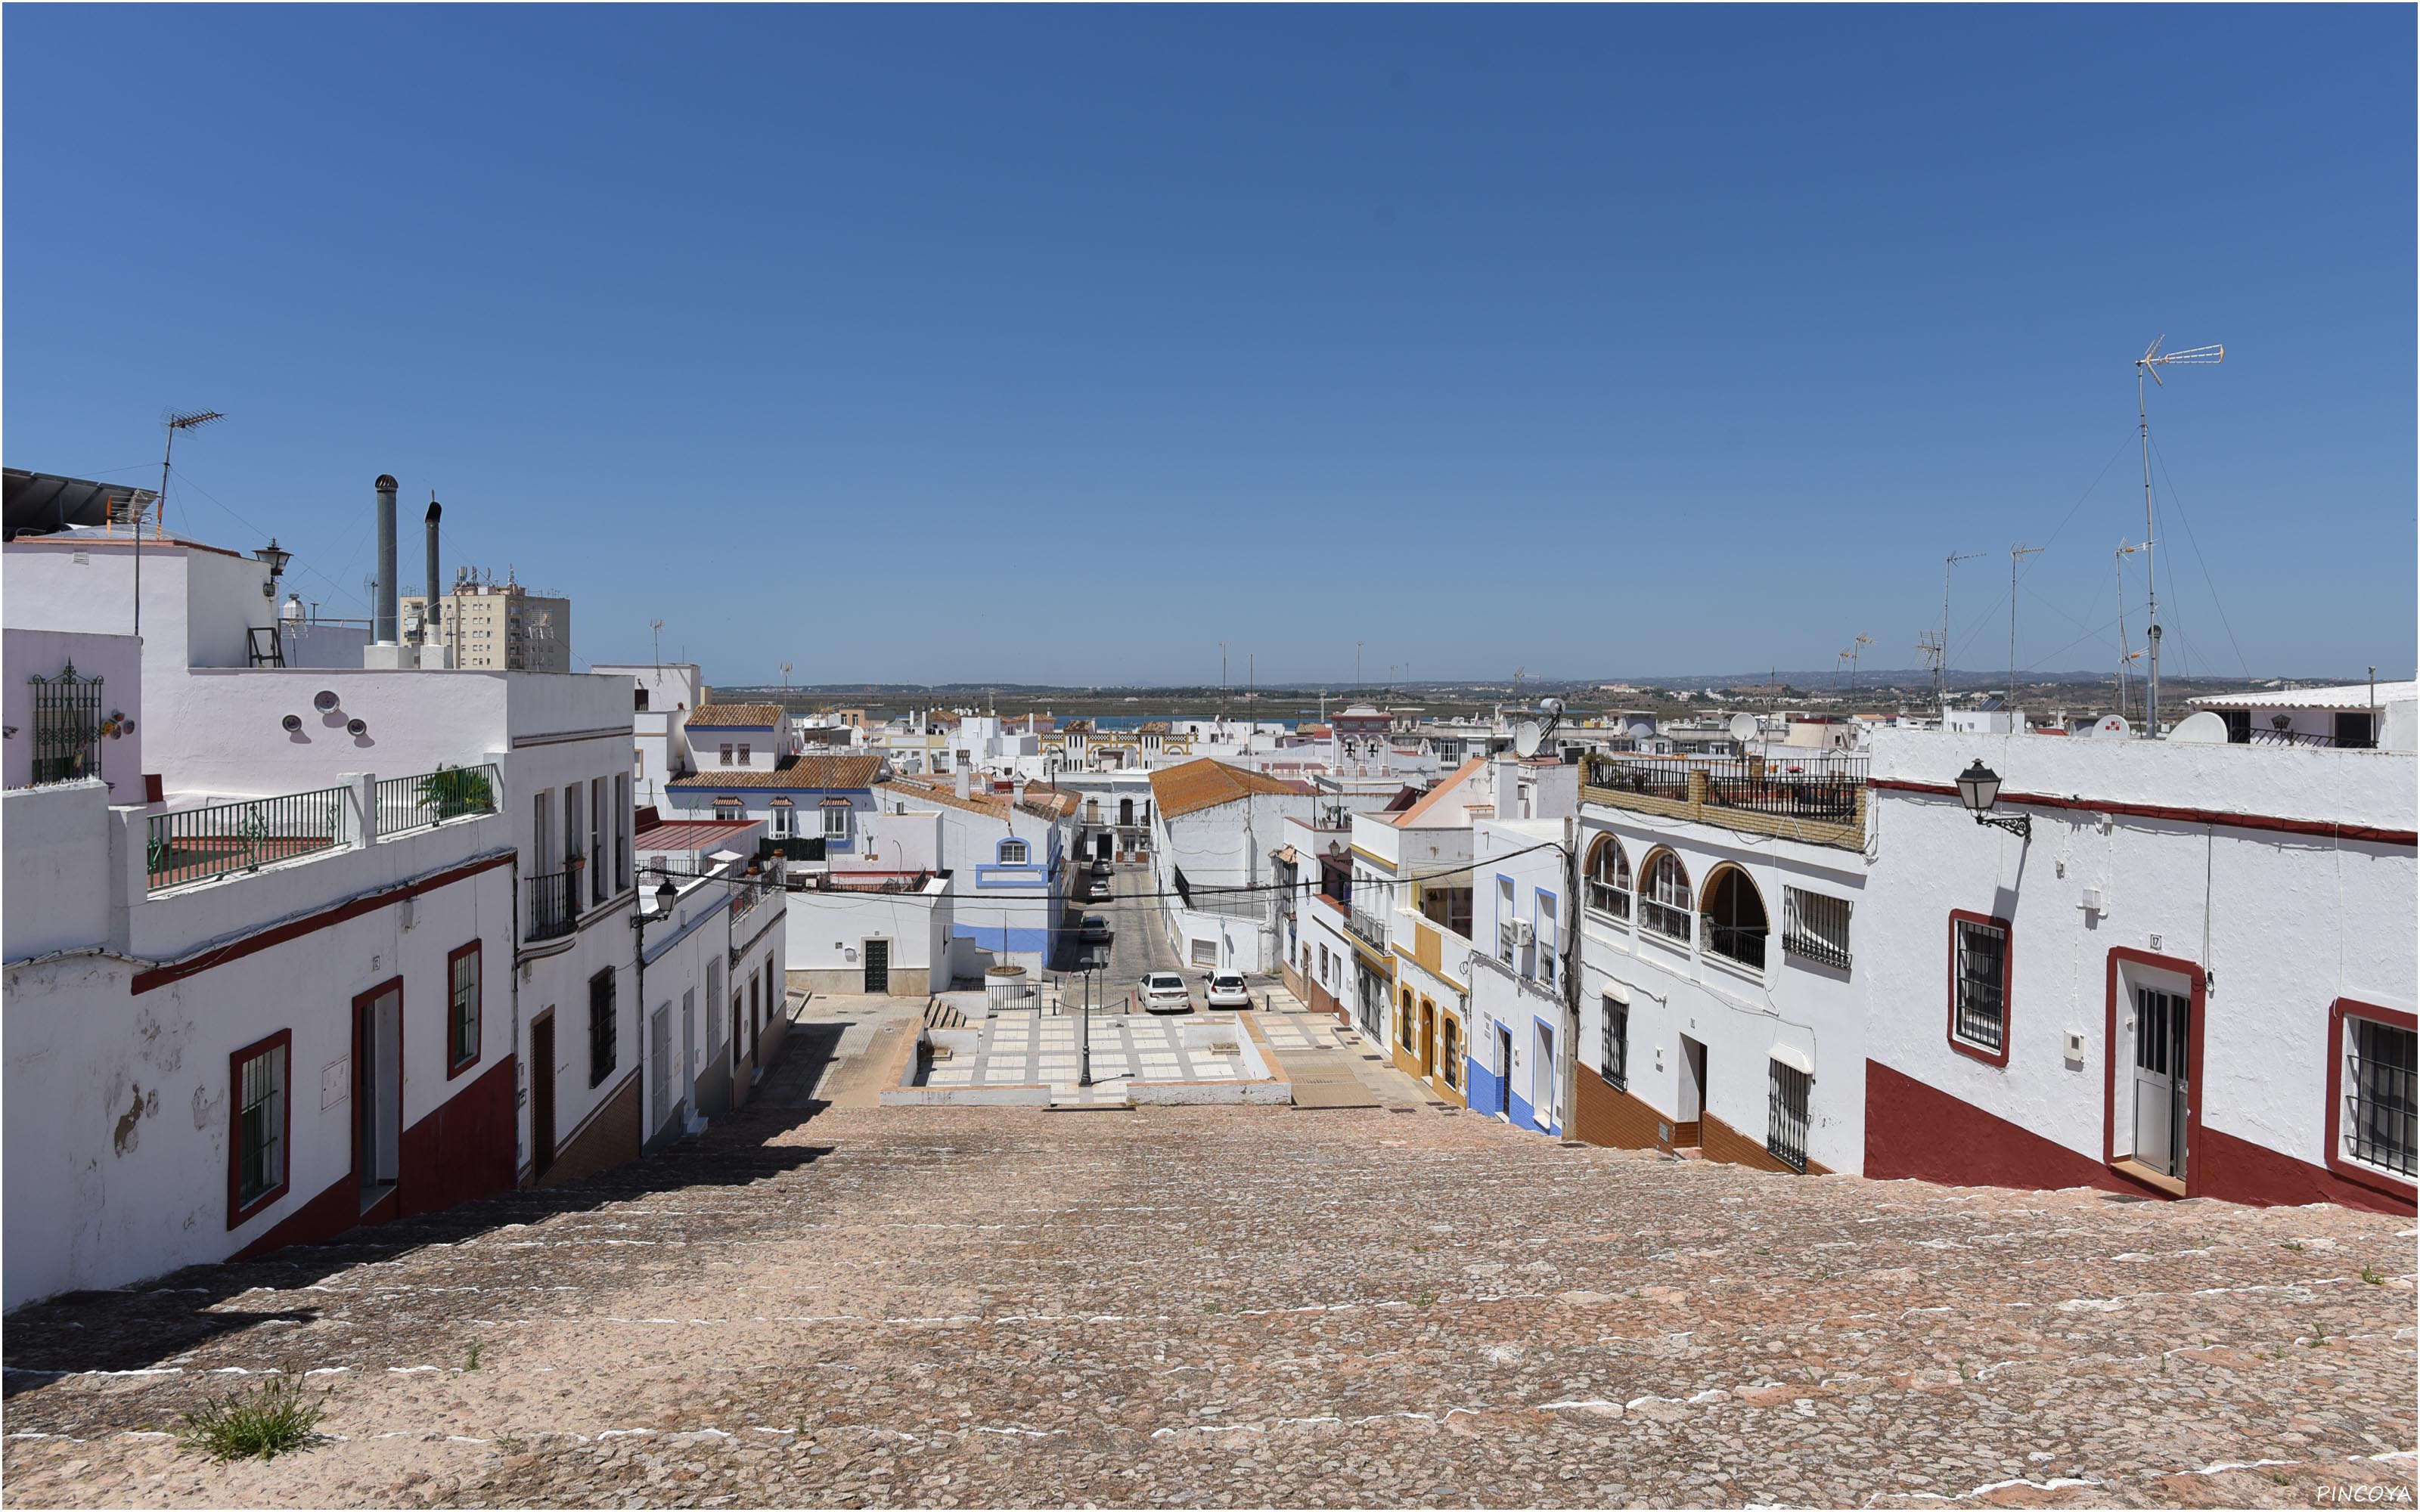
1956,759 -> 2031,840
255,538 -> 292,599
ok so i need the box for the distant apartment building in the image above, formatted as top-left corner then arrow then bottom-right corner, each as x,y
403,575 -> 571,672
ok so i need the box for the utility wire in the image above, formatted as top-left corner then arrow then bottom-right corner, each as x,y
2149,435 -> 2250,677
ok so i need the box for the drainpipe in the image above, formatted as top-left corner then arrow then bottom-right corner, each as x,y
1559,813 -> 1581,1138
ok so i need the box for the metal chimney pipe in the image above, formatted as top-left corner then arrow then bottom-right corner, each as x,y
423,498 -> 442,655
373,474 -> 399,644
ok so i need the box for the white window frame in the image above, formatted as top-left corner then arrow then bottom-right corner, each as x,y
823,804 -> 852,840
998,838 -> 1029,866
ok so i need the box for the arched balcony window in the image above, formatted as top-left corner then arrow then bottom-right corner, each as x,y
1702,864 -> 1770,971
1584,835 -> 1632,921
1639,849 -> 1693,943
997,838 -> 1029,866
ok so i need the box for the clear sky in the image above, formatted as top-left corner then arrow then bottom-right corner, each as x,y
6,6 -> 2412,688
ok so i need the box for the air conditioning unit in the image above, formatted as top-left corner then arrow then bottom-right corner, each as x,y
1510,920 -> 1534,946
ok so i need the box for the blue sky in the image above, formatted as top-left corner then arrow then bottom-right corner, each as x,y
7,6 -> 2412,687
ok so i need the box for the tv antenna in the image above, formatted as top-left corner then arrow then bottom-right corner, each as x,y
142,409 -> 224,637
650,618 -> 665,670
1935,550 -> 1987,706
2008,543 -> 2044,709
2134,335 -> 2224,735
1846,635 -> 1873,699
780,661 -> 793,694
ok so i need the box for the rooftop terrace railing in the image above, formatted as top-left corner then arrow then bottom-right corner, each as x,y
374,764 -> 501,835
147,785 -> 352,893
1583,751 -> 1868,825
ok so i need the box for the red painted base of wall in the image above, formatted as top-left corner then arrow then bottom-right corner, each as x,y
234,1055 -> 521,1260
1864,1061 -> 2415,1216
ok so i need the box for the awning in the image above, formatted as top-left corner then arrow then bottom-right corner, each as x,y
1768,1043 -> 1814,1076
819,796 -> 852,807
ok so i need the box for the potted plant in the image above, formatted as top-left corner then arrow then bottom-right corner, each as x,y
419,764 -> 494,823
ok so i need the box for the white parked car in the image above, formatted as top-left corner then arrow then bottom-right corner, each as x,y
1140,972 -> 1191,1013
1204,971 -> 1252,1010
1087,878 -> 1113,901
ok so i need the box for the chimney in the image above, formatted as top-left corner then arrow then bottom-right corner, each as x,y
1012,774 -> 1028,809
422,498 -> 442,657
373,475 -> 399,644
955,766 -> 971,800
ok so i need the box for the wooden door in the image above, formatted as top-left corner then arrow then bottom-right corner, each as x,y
531,1012 -> 557,1178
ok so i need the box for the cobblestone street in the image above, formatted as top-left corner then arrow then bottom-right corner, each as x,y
4,1041 -> 2414,1508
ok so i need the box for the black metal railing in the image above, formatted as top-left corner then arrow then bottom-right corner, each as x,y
1581,755 -> 1692,803
1767,1064 -> 1810,1173
1584,879 -> 1630,920
1702,919 -> 1767,971
147,786 -> 352,892
29,665 -> 102,785
2245,726 -> 2371,751
2345,1020 -> 2416,1178
1638,897 -> 1692,943
1784,925 -> 1852,972
1783,890 -> 1854,972
375,764 -> 500,835
527,866 -> 582,941
1585,751 -> 1868,822
761,835 -> 826,863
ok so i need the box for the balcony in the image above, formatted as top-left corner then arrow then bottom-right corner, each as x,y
1346,909 -> 1390,952
526,866 -> 582,942
1582,752 -> 1867,850
146,786 -> 352,894
761,835 -> 827,863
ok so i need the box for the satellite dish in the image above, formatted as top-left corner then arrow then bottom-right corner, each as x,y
1728,712 -> 1759,743
2093,714 -> 2133,739
1512,720 -> 1543,758
2170,711 -> 2229,745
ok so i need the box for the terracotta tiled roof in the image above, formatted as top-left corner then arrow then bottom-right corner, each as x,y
687,703 -> 786,728
880,776 -> 1077,824
666,752 -> 884,791
1392,758 -> 1488,828
1150,758 -> 1313,820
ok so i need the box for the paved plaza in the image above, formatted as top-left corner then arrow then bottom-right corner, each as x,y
919,1009 -> 1261,1091
2,1046 -> 2414,1508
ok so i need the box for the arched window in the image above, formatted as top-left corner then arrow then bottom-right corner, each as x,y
1399,987 -> 1416,1047
1701,864 -> 1770,971
1584,835 -> 1632,921
997,838 -> 1029,866
1440,1014 -> 1461,1090
1639,849 -> 1692,942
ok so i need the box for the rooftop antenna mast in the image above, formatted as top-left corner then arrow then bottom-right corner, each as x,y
2134,335 -> 2224,735
146,410 -> 225,637
2114,541 -> 2143,722
2009,543 -> 2044,714
650,618 -> 665,672
780,661 -> 793,695
1847,635 -> 1873,699
1937,550 -> 1987,706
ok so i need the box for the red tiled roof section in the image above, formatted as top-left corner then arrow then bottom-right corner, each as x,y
634,818 -> 759,850
881,776 -> 1078,823
666,753 -> 884,790
1150,758 -> 1313,821
1392,758 -> 1488,827
687,703 -> 787,728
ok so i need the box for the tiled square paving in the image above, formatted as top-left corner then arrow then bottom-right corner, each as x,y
939,1008 -> 1261,1090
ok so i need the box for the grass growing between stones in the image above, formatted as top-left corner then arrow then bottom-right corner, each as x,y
178,1376 -> 329,1462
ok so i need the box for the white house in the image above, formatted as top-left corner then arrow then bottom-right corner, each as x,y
1467,814 -> 1578,1136
1148,758 -> 1320,973
1860,717 -> 2414,1214
874,771 -> 1077,980
591,661 -> 705,809
630,813 -> 789,1135
1571,744 -> 1870,1176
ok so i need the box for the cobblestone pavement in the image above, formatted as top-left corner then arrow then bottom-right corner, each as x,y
4,1083 -> 2414,1507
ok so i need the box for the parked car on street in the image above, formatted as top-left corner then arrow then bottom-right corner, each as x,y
1204,971 -> 1252,1010
1087,878 -> 1112,900
1078,915 -> 1110,942
1140,971 -> 1191,1013
1091,857 -> 1113,877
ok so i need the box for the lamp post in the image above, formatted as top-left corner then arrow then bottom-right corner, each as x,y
1956,759 -> 2031,840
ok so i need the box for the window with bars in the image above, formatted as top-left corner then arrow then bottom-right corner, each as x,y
719,744 -> 734,766
1767,1061 -> 1810,1173
1601,995 -> 1628,1091
447,943 -> 481,1074
588,968 -> 618,1088
1950,916 -> 2009,1059
1783,888 -> 1853,972
2344,1015 -> 2416,1179
230,1032 -> 289,1219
